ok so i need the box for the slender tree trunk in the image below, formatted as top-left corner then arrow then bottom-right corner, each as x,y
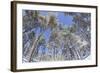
28,33 -> 43,62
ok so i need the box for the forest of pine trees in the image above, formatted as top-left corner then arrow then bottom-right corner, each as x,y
22,10 -> 91,62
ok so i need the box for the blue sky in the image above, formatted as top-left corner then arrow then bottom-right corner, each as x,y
40,11 -> 73,26
57,12 -> 73,26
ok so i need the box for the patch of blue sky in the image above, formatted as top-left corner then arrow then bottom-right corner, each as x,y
57,12 -> 73,27
39,11 -> 73,27
33,27 -> 41,37
43,28 -> 51,43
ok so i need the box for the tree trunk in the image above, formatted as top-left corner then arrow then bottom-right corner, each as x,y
27,33 -> 43,62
